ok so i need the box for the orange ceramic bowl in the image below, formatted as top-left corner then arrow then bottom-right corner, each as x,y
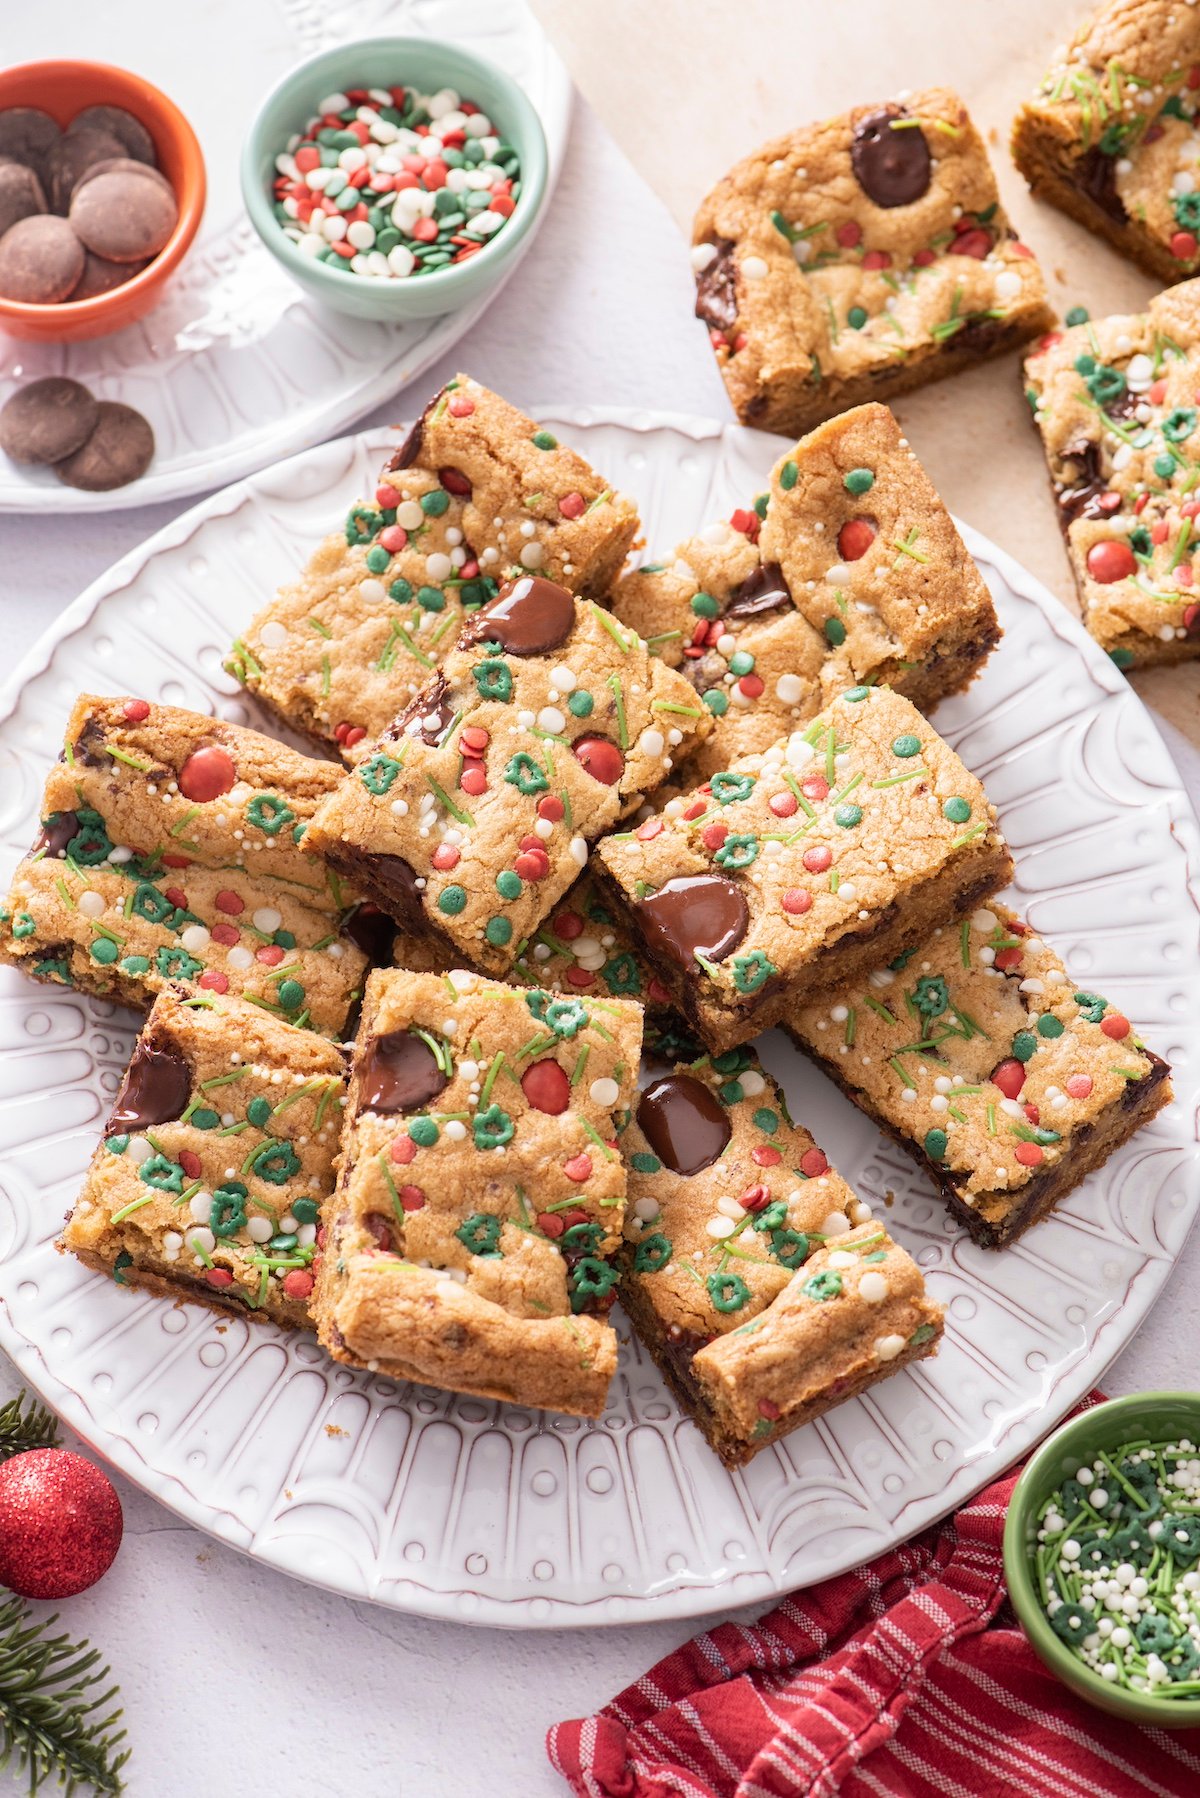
0,60 -> 205,343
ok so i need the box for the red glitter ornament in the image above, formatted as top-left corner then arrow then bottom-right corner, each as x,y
0,1448 -> 122,1599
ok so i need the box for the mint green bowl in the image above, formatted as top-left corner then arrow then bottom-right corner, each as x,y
241,36 -> 548,322
1004,1392 -> 1200,1728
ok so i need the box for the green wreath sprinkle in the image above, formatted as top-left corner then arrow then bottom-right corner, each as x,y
456,1213 -> 502,1257
710,772 -> 756,805
570,1257 -> 620,1311
251,1142 -> 303,1185
802,1270 -> 843,1302
359,753 -> 402,796
733,950 -> 775,994
211,1182 -> 249,1238
714,833 -> 759,870
63,808 -> 112,866
1175,190 -> 1200,233
473,1104 -> 514,1150
155,947 -> 203,981
913,975 -> 949,1019
545,997 -> 590,1038
504,752 -> 549,796
707,1271 -> 751,1313
131,882 -> 175,925
1073,990 -> 1108,1024
246,794 -> 295,836
633,1233 -> 672,1272
139,1153 -> 184,1193
473,659 -> 513,702
771,1228 -> 810,1270
11,911 -> 34,940
601,953 -> 641,996
1164,406 -> 1198,445
561,1222 -> 604,1253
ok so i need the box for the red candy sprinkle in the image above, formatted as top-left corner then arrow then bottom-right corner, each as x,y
801,775 -> 830,803
178,745 -> 237,802
781,887 -> 813,915
990,1058 -> 1026,1100
211,923 -> 239,947
412,217 -> 439,243
448,395 -> 475,417
1086,540 -> 1137,584
198,970 -> 229,992
281,1270 -> 315,1300
573,735 -> 624,784
439,465 -> 472,496
752,1145 -> 782,1166
648,978 -> 673,1005
559,492 -> 585,518
554,909 -> 583,940
994,947 -> 1023,973
838,518 -> 876,562
913,247 -> 936,267
376,484 -> 401,508
799,1147 -> 828,1178
861,249 -> 891,270
770,791 -> 798,818
636,818 -> 664,842
390,1134 -> 417,1165
1172,231 -> 1198,260
179,1150 -> 201,1179
162,853 -> 190,869
432,844 -> 460,871
952,228 -> 992,259
164,886 -> 188,908
521,1059 -> 571,1115
566,967 -> 595,989
537,1211 -> 565,1238
537,795 -> 565,822
803,845 -> 833,873
739,1183 -> 772,1212
757,1398 -> 781,1421
1101,1013 -> 1131,1040
563,1154 -> 593,1183
515,847 -> 551,880
205,1267 -> 234,1289
1014,1142 -> 1044,1168
460,725 -> 490,756
256,944 -> 284,966
729,508 -> 758,536
122,698 -> 150,723
460,763 -> 487,795
379,524 -> 407,554
738,674 -> 765,699
1024,1103 -> 1041,1126
701,823 -> 728,851
400,1185 -> 426,1213
1065,1073 -> 1094,1099
215,889 -> 244,914
835,220 -> 862,248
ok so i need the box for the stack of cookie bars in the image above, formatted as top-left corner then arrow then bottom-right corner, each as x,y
2,106 -> 1176,1470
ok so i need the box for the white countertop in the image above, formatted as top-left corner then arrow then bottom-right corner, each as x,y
3,93 -> 1200,1798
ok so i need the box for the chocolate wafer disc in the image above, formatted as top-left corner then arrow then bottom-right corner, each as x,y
0,108 -> 60,175
0,377 -> 99,465
68,105 -> 156,167
0,160 -> 46,239
69,166 -> 177,262
45,127 -> 124,215
54,401 -> 154,491
0,214 -> 84,302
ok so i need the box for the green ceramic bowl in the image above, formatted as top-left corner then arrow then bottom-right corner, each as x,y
1004,1391 -> 1200,1728
241,36 -> 549,322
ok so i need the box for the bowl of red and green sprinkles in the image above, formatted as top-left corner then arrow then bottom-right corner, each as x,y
1004,1392 -> 1200,1727
241,36 -> 548,321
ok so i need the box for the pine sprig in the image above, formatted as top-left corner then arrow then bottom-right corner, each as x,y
0,1595 -> 128,1795
0,1391 -> 61,1464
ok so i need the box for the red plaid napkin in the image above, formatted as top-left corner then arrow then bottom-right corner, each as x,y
548,1401 -> 1200,1797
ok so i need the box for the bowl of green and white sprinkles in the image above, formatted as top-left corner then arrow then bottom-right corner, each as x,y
241,37 -> 548,321
1005,1393 -> 1200,1726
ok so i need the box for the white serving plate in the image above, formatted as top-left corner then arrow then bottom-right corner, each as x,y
0,409 -> 1197,1628
0,0 -> 570,512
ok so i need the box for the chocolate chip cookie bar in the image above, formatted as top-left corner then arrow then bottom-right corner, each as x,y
313,968 -> 643,1416
302,576 -> 712,978
1012,1 -> 1200,284
618,1051 -> 941,1466
790,903 -> 1171,1248
612,402 -> 998,776
1025,281 -> 1200,668
62,982 -> 346,1325
226,375 -> 639,758
693,88 -> 1052,436
594,686 -> 1011,1055
0,694 -> 374,1034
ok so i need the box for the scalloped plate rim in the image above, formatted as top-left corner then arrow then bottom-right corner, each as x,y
0,405 -> 1197,1630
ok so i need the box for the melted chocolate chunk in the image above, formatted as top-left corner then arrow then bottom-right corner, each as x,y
637,1074 -> 732,1176
354,852 -> 426,933
109,1037 -> 191,1131
339,902 -> 394,963
1076,146 -> 1127,224
461,575 -> 575,656
1056,438 -> 1118,529
359,1030 -> 447,1113
725,560 -> 792,620
850,106 -> 931,208
388,389 -> 439,470
73,716 -> 109,768
390,672 -> 455,748
33,810 -> 79,856
637,874 -> 749,970
694,236 -> 738,332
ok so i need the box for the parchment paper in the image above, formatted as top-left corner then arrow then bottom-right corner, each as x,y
531,0 -> 1195,744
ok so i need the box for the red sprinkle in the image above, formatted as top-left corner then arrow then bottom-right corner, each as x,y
390,1134 -> 417,1165
376,484 -> 401,509
838,518 -> 876,562
1101,1013 -> 1131,1040
281,1270 -> 314,1300
522,1059 -> 571,1115
752,1145 -> 782,1166
1086,540 -> 1137,584
460,725 -> 490,755
861,249 -> 891,270
803,845 -> 833,873
179,1150 -> 202,1180
952,228 -> 992,259
782,887 -> 813,915
770,791 -> 798,817
738,674 -> 765,699
432,844 -> 460,871
439,465 -> 472,497
537,1211 -> 565,1238
178,745 -> 237,803
515,847 -> 551,880
701,823 -> 728,851
256,944 -> 284,966
553,909 -> 583,940
757,1398 -> 781,1421
636,818 -> 664,841
448,395 -> 475,418
835,220 -> 862,248
210,923 -> 239,947
801,775 -> 830,803
379,524 -> 407,554
739,1183 -> 772,1212
537,795 -> 565,823
198,970 -> 229,993
990,1058 -> 1026,1100
122,698 -> 151,723
205,1267 -> 234,1289
558,492 -> 585,518
799,1146 -> 828,1178
215,889 -> 244,914
1014,1141 -> 1044,1168
1065,1074 -> 1094,1099
1172,231 -> 1198,261
994,947 -> 1023,973
400,1185 -> 426,1213
460,763 -> 487,796
563,1154 -> 593,1182
573,735 -> 624,784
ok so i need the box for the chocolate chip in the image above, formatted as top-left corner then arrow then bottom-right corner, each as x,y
851,106 -> 932,208
32,810 -> 80,856
389,671 -> 455,747
69,250 -> 146,301
462,575 -> 576,655
68,105 -> 156,167
339,901 -> 395,963
637,873 -> 749,970
0,160 -> 46,240
54,401 -> 154,491
694,236 -> 738,332
637,1074 -> 732,1176
0,108 -> 60,176
108,1037 -> 191,1131
72,156 -> 175,204
0,377 -> 99,465
1076,146 -> 1127,224
0,214 -> 84,302
358,1030 -> 448,1113
45,127 -> 125,215
70,166 -> 177,262
725,560 -> 792,619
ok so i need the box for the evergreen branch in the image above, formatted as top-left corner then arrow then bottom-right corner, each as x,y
0,1594 -> 128,1793
0,1392 -> 60,1464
